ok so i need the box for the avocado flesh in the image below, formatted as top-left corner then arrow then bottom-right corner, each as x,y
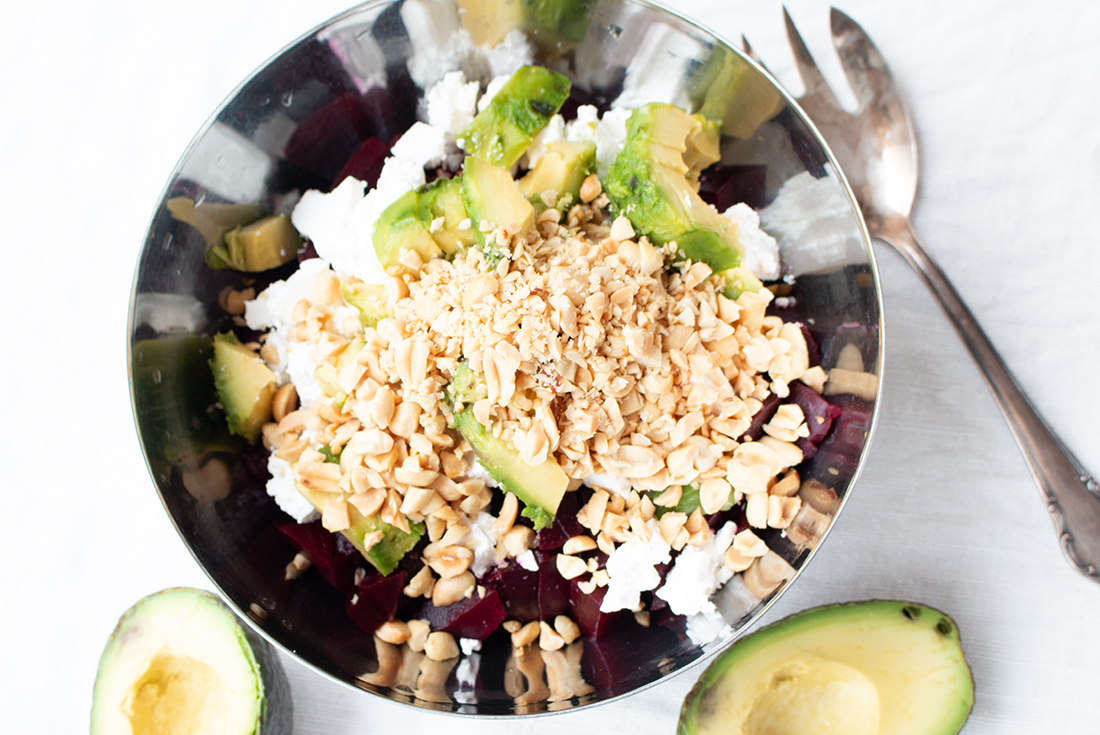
459,65 -> 571,168
210,333 -> 276,444
416,176 -> 477,254
213,214 -> 302,272
678,600 -> 974,735
340,282 -> 390,328
294,478 -> 423,576
518,140 -> 596,209
461,156 -> 535,266
604,103 -> 744,272
372,188 -> 444,270
691,47 -> 784,139
91,588 -> 288,735
446,363 -> 568,527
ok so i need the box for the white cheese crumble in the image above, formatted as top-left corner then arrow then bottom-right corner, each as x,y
426,71 -> 480,135
594,107 -> 632,180
484,27 -> 535,78
655,522 -> 737,644
467,511 -> 499,577
390,121 -> 448,169
400,0 -> 477,90
723,203 -> 780,281
516,550 -> 539,572
600,519 -> 671,613
478,74 -> 512,113
523,114 -> 566,169
583,472 -> 633,498
266,454 -> 317,522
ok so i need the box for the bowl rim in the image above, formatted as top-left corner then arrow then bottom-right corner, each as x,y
126,0 -> 885,717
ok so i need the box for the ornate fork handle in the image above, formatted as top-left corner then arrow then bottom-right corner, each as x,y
877,212 -> 1100,578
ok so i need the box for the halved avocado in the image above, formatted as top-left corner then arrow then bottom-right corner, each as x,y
90,588 -> 291,735
678,600 -> 974,735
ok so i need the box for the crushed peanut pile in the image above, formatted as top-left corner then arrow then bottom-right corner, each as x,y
260,196 -> 828,614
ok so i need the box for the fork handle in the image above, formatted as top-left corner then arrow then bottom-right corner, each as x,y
877,213 -> 1100,580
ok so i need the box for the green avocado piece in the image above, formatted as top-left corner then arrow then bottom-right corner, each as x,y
678,600 -> 974,735
91,588 -> 291,735
209,333 -> 276,444
446,363 -> 568,528
458,65 -> 571,168
690,47 -> 785,139
461,156 -> 535,267
518,140 -> 597,210
416,176 -> 477,255
604,103 -> 744,272
210,214 -> 302,272
719,265 -> 764,298
522,0 -> 598,43
340,282 -> 390,328
166,197 -> 268,271
373,189 -> 444,270
294,476 -> 423,576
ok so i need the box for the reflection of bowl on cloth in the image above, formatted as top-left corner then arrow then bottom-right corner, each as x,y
127,0 -> 882,716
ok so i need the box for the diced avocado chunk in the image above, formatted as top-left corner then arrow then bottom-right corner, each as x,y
691,47 -> 784,139
678,600 -> 974,735
340,282 -> 390,328
461,156 -> 535,267
523,0 -> 598,43
518,140 -> 596,209
210,214 -> 302,272
719,266 -> 764,298
209,333 -> 276,443
446,363 -> 568,528
605,103 -> 745,273
294,477 -> 423,576
459,66 -> 571,168
456,0 -> 526,46
90,588 -> 289,735
416,176 -> 477,254
373,189 -> 444,270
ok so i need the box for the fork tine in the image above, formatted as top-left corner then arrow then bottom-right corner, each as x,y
782,6 -> 840,107
740,34 -> 773,76
830,7 -> 901,110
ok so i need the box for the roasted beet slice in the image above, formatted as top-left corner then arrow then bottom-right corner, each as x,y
483,563 -> 540,622
413,587 -> 507,640
275,520 -> 360,595
697,164 -> 768,211
569,581 -> 630,640
535,550 -> 570,621
808,394 -> 873,483
790,381 -> 844,445
346,569 -> 406,635
535,490 -> 584,551
331,136 -> 390,189
740,392 -> 782,441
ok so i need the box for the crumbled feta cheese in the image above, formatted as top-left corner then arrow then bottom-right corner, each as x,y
583,472 -> 632,498
266,454 -> 317,522
723,203 -> 780,280
478,74 -> 512,113
245,258 -> 330,332
400,0 -> 477,89
516,550 -> 539,572
291,179 -> 383,283
485,27 -> 534,78
656,523 -> 737,622
686,609 -> 732,645
565,105 -> 600,145
758,168 -> 864,276
467,511 -> 498,577
600,519 -> 671,612
612,22 -> 702,111
459,638 -> 482,655
286,340 -> 325,409
524,114 -> 565,168
391,121 -> 449,169
426,71 -> 480,135
594,107 -> 632,179
467,458 -> 499,488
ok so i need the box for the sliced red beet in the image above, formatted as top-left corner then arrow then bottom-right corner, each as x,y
535,550 -> 570,621
790,381 -> 844,445
275,520 -> 360,595
807,394 -> 873,483
483,563 -> 540,622
535,490 -> 584,550
740,392 -> 782,441
569,580 -> 630,640
346,569 -> 406,635
697,164 -> 768,212
413,587 -> 507,640
331,136 -> 390,190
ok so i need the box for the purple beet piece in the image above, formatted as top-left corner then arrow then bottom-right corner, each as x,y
808,394 -> 873,483
483,563 -> 540,622
535,490 -> 584,551
414,587 -> 507,640
740,392 -> 782,441
789,381 -> 844,445
569,581 -> 630,640
331,136 -> 390,190
346,569 -> 407,635
275,520 -> 359,594
697,164 -> 768,212
535,550 -> 569,621
799,323 -> 821,368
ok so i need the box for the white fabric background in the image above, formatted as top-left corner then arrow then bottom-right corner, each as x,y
1,0 -> 1098,732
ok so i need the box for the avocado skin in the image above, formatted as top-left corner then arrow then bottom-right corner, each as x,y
91,588 -> 292,735
678,600 -> 974,735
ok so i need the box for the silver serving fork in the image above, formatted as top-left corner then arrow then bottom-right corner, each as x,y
745,7 -> 1100,581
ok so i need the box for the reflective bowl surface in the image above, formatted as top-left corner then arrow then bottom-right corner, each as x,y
128,0 -> 882,716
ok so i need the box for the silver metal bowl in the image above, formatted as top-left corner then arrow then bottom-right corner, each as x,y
128,0 -> 882,716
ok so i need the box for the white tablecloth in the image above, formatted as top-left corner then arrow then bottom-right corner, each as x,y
2,0 -> 1098,731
